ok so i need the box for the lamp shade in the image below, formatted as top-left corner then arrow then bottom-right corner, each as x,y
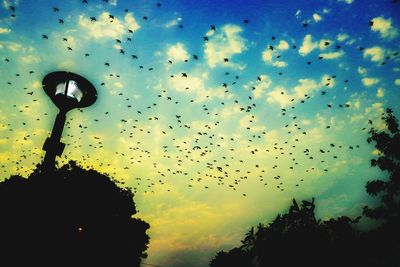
42,71 -> 97,111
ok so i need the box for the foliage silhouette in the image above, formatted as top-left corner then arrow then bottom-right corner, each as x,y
210,109 -> 400,267
0,161 -> 150,267
362,108 -> 400,266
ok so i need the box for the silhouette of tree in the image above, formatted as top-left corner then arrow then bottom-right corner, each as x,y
210,198 -> 361,267
209,108 -> 400,267
209,248 -> 252,267
0,161 -> 150,267
362,108 -> 400,266
364,108 -> 400,221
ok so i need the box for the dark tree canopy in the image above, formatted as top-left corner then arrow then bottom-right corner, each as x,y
210,199 -> 362,267
0,161 -> 150,267
210,109 -> 400,267
364,108 -> 400,222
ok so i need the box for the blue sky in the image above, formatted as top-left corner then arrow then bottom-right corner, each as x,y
1,0 -> 400,266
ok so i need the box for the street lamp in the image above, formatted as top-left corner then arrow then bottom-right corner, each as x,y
41,71 -> 97,171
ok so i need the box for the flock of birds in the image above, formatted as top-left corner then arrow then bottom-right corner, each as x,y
1,1 -> 399,196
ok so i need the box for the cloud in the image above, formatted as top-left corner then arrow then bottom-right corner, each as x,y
2,0 -> 19,9
20,54 -> 41,64
167,42 -> 189,62
299,34 -> 318,56
276,40 -> 289,50
261,49 -> 288,68
204,24 -> 247,68
266,78 -> 321,107
318,39 -> 333,50
164,17 -> 182,28
0,41 -> 21,51
262,40 -> 289,67
357,66 -> 367,75
244,75 -> 272,99
30,80 -> 41,89
266,86 -> 292,108
0,27 -> 11,34
336,33 -> 349,42
376,88 -> 384,98
320,74 -> 335,88
295,10 -> 302,18
78,12 -> 140,40
114,81 -> 124,89
262,49 -> 273,62
319,50 -> 344,59
168,72 -> 228,102
313,13 -> 323,23
0,41 -> 36,54
362,77 -> 379,87
272,61 -> 288,67
337,0 -> 354,4
395,79 -> 400,86
363,46 -> 385,62
370,16 -> 398,39
294,78 -> 320,97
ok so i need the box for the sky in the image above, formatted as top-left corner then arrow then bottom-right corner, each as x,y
0,0 -> 400,266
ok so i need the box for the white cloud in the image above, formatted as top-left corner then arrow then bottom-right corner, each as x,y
3,0 -> 20,9
78,12 -> 140,40
5,41 -> 21,51
0,27 -> 11,34
113,44 -> 122,50
164,17 -> 182,28
262,40 -> 289,68
239,114 -> 257,129
336,33 -> 349,42
124,13 -> 140,30
167,42 -> 189,62
114,81 -> 124,89
20,54 -> 41,64
30,80 -> 41,89
319,39 -> 333,50
362,77 -> 379,87
262,49 -> 273,62
376,88 -> 384,98
295,10 -> 302,18
395,79 -> 400,86
299,34 -> 318,56
338,0 -> 354,4
322,8 -> 330,14
266,86 -> 292,108
313,13 -> 323,23
319,50 -> 344,59
273,61 -> 288,67
320,74 -> 335,88
168,72 -> 228,102
252,75 -> 272,99
0,41 -> 35,53
262,49 -> 288,68
354,99 -> 361,109
357,66 -> 367,75
204,24 -> 247,68
276,40 -> 289,51
266,78 -> 321,107
363,46 -> 385,62
109,0 -> 117,6
294,78 -> 320,97
370,16 -> 398,39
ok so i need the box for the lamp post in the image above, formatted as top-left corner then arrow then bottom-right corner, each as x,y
41,71 -> 97,171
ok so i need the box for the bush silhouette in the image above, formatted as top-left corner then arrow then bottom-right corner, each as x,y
0,161 -> 150,267
210,109 -> 400,267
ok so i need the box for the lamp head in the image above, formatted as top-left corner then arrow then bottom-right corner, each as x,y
42,71 -> 97,112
